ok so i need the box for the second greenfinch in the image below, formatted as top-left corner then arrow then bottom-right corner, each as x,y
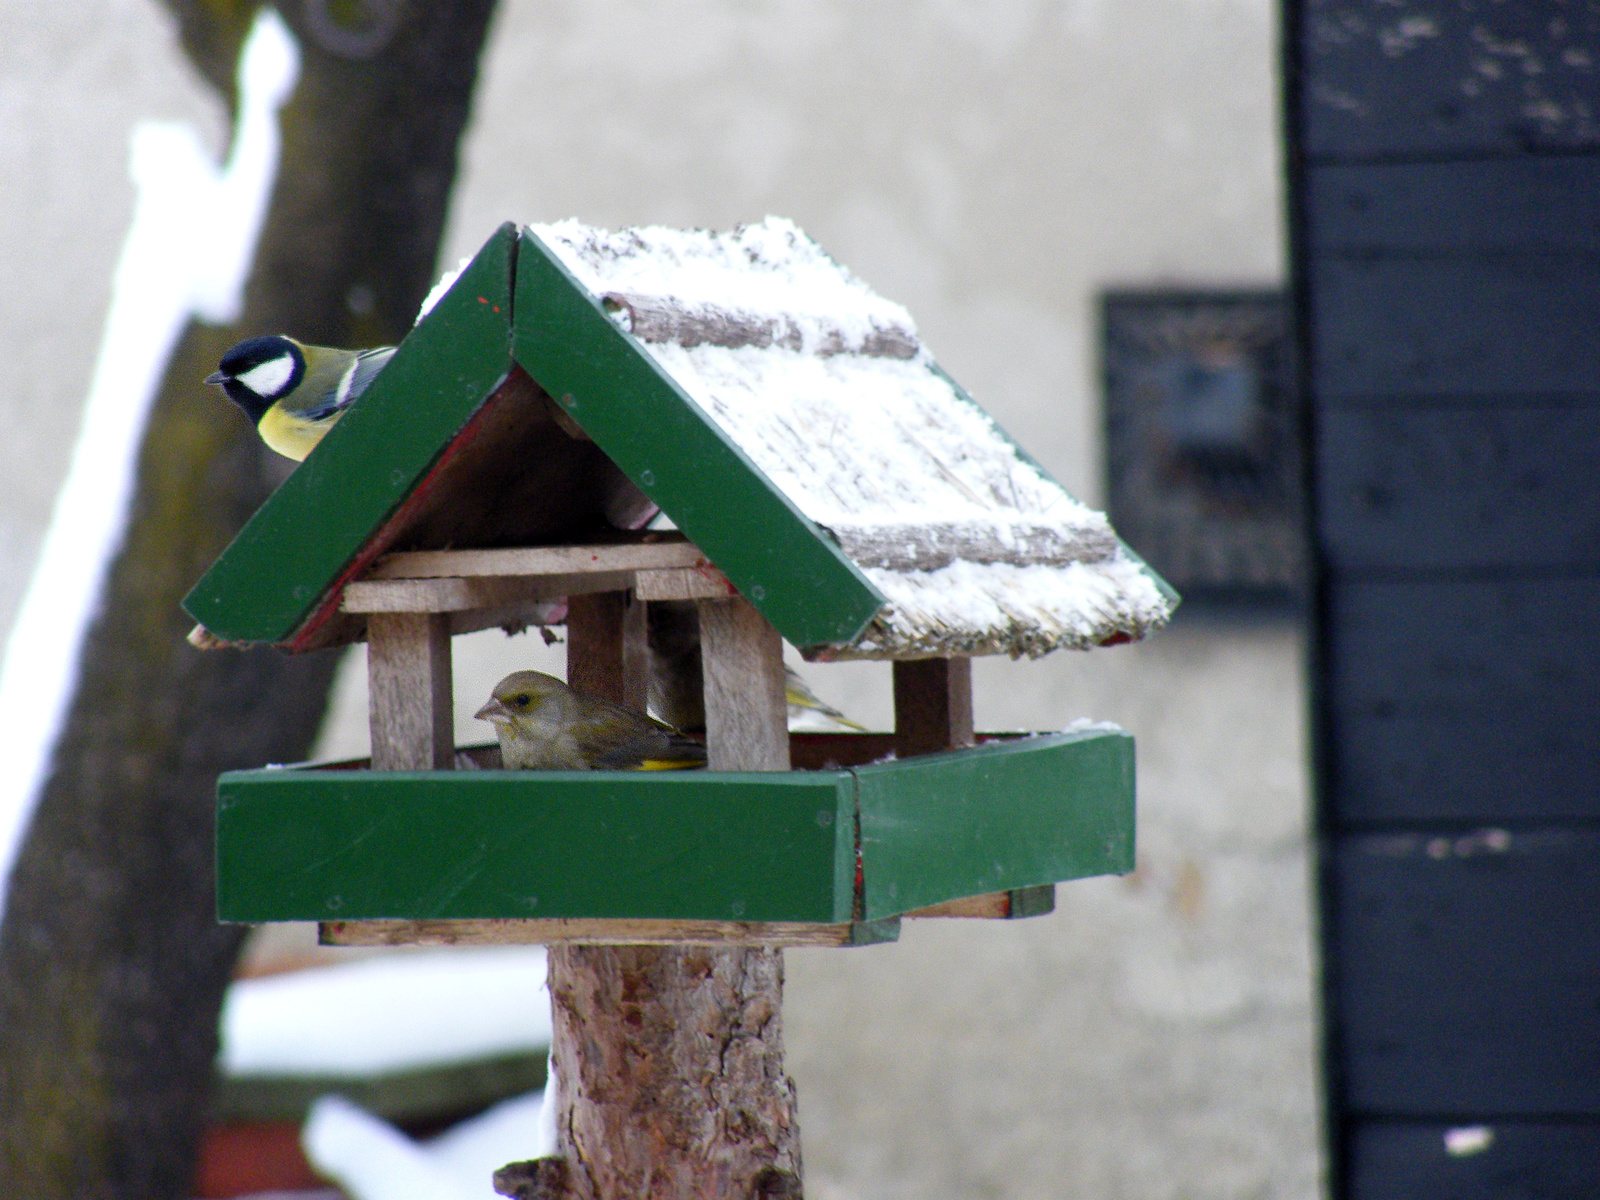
475,670 -> 706,770
783,667 -> 866,732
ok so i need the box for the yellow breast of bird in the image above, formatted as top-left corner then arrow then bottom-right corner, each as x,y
258,404 -> 343,462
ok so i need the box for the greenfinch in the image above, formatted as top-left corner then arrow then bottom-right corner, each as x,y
205,334 -> 396,461
475,670 -> 706,771
783,667 -> 866,732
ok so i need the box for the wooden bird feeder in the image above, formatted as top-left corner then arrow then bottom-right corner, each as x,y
186,219 -> 1176,1198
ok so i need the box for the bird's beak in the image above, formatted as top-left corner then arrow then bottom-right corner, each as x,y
204,371 -> 227,386
475,698 -> 509,723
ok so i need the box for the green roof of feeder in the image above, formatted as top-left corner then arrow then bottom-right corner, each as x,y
183,220 -> 1175,657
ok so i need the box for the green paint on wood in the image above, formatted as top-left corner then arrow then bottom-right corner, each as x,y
215,732 -> 1134,926
854,728 -> 1135,919
509,227 -> 886,648
181,224 -> 518,643
216,769 -> 858,924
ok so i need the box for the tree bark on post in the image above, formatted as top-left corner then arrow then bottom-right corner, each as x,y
544,943 -> 802,1200
522,596 -> 803,1200
0,5 -> 497,1196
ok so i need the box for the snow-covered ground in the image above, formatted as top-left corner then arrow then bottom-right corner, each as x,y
220,946 -> 551,1078
303,1089 -> 552,1200
219,945 -> 555,1200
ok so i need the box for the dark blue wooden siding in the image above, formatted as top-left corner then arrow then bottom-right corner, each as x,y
1288,2 -> 1600,1194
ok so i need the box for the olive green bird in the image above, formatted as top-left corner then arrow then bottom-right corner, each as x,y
782,667 -> 866,732
205,334 -> 396,461
475,670 -> 707,771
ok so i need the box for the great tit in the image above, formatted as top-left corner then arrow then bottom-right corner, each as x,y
475,670 -> 707,771
205,335 -> 396,461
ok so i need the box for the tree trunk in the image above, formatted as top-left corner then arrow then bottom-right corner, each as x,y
547,944 -> 801,1200
0,4 -> 497,1196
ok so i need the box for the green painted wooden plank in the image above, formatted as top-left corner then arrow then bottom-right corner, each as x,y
182,225 -> 519,644
216,769 -> 857,924
510,228 -> 886,649
854,729 -> 1135,919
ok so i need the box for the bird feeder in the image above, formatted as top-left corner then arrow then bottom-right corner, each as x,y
186,219 -> 1176,1198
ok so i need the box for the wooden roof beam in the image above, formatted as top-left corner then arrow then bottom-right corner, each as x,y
364,538 -> 706,580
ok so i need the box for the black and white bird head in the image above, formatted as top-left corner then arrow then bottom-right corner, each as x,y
205,335 -> 305,423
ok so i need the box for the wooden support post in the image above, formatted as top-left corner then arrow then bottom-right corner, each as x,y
530,595 -> 802,1200
565,590 -> 647,712
698,595 -> 790,771
367,612 -> 453,770
893,655 -> 974,758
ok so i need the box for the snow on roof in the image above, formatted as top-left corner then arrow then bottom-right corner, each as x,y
531,217 -> 1174,658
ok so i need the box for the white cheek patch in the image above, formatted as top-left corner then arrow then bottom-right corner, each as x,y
236,356 -> 296,397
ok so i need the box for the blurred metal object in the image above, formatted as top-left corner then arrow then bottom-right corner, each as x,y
1102,290 -> 1302,594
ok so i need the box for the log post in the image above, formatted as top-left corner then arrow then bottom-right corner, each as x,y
367,612 -> 454,770
531,594 -> 803,1200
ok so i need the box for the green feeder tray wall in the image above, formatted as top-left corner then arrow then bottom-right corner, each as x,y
216,729 -> 1133,926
